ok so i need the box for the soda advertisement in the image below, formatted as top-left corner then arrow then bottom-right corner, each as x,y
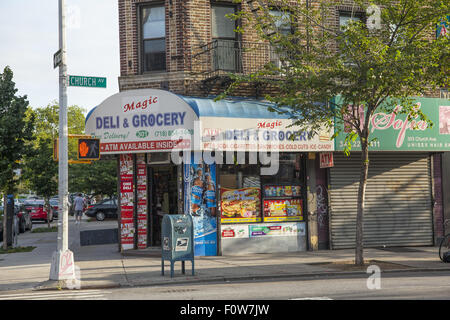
220,188 -> 262,223
263,199 -> 303,222
119,154 -> 135,250
184,155 -> 217,256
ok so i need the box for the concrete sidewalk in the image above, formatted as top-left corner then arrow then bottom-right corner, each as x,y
0,217 -> 449,292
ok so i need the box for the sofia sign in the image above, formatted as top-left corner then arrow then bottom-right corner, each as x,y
85,89 -> 198,154
334,97 -> 450,151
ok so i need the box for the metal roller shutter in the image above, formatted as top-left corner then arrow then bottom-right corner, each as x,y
329,152 -> 433,249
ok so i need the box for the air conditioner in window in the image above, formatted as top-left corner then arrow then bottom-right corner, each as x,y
147,152 -> 171,164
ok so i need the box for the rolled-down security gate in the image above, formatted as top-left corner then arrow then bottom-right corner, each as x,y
329,152 -> 433,249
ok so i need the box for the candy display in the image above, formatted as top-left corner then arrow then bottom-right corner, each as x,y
264,185 -> 301,197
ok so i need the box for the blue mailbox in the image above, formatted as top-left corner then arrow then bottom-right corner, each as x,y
161,214 -> 194,277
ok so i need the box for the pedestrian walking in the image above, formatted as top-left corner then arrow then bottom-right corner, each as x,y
73,193 -> 85,224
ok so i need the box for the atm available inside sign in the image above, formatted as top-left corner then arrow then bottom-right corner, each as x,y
68,75 -> 106,88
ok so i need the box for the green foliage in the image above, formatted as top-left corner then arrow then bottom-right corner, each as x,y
222,0 -> 449,146
69,159 -> 117,197
22,137 -> 58,200
0,66 -> 35,195
31,227 -> 58,233
0,246 -> 36,254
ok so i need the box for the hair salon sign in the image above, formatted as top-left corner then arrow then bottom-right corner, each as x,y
334,97 -> 450,151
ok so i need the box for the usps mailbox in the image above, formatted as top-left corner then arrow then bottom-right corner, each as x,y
161,214 -> 194,277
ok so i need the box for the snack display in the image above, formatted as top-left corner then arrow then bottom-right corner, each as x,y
263,199 -> 303,222
264,185 -> 301,197
220,187 -> 261,223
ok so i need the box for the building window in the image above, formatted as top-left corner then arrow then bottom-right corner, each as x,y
141,5 -> 166,72
268,9 -> 293,69
339,12 -> 363,30
211,4 -> 239,72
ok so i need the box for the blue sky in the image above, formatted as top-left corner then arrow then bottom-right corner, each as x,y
0,0 -> 120,114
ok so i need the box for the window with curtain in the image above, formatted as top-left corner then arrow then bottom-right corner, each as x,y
141,5 -> 166,72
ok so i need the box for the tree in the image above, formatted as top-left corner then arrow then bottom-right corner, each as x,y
22,103 -> 87,220
22,103 -> 117,211
22,137 -> 58,228
0,66 -> 35,248
69,160 -> 117,198
223,0 -> 449,265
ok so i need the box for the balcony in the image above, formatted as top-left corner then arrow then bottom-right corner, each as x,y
191,40 -> 285,82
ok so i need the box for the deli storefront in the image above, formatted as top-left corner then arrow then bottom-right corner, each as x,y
86,89 -> 334,256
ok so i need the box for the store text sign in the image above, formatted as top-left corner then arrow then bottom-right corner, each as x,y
334,98 -> 450,151
85,89 -> 198,154
320,152 -> 334,168
201,117 -> 334,152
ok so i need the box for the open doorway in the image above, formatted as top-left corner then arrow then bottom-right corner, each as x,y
147,165 -> 178,246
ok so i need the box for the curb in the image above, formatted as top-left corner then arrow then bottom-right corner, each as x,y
32,266 -> 450,291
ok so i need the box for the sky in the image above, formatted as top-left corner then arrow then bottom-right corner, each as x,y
0,0 -> 120,115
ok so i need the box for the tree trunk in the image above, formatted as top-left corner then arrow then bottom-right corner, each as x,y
355,138 -> 369,266
3,194 -> 7,250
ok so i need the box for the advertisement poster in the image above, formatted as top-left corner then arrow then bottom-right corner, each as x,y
263,185 -> 301,197
221,225 -> 250,239
120,154 -> 135,250
249,223 -> 306,237
184,154 -> 217,256
136,154 -> 147,249
220,188 -> 262,223
263,199 -> 303,222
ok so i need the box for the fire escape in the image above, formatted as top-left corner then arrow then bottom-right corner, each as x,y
191,0 -> 286,97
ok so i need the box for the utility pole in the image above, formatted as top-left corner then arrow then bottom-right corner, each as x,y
49,0 -> 76,284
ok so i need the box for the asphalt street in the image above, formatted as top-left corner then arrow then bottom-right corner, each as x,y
0,270 -> 447,300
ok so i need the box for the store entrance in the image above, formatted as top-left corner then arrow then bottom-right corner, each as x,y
148,165 -> 178,247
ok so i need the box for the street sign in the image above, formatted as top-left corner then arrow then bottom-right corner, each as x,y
68,75 -> 107,88
78,138 -> 101,160
320,152 -> 334,168
53,49 -> 62,69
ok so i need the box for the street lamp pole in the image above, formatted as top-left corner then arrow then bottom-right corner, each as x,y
49,0 -> 76,283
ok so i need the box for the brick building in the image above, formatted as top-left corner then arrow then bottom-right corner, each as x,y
84,1 -> 449,254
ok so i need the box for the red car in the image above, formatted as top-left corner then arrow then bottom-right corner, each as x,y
24,201 -> 53,223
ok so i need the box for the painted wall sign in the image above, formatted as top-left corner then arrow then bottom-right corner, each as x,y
334,97 -> 450,151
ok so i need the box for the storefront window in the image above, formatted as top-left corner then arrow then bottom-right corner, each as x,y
219,164 -> 261,223
219,153 -> 306,224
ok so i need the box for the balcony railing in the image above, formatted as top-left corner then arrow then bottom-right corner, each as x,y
192,40 -> 284,79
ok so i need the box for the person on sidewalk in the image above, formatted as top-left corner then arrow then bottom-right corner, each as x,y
73,193 -> 85,224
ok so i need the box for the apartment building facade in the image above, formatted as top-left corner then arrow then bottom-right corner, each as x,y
86,0 -> 449,254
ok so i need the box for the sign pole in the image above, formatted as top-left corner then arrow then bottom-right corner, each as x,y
49,0 -> 76,284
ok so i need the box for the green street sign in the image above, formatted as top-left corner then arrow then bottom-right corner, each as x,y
68,75 -> 107,88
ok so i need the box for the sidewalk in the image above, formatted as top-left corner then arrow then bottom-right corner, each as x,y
0,216 -> 448,292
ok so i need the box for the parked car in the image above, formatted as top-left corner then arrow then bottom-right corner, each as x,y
49,199 -> 59,219
84,198 -> 118,221
23,200 -> 53,223
15,205 -> 33,233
